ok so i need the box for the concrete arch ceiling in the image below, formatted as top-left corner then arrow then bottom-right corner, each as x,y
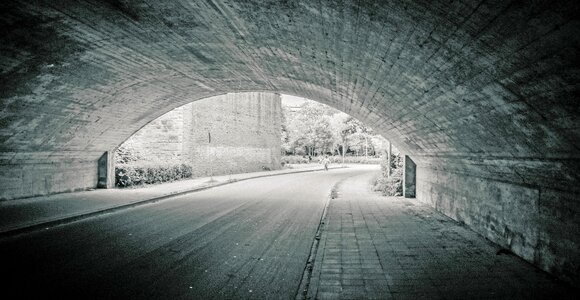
1,0 -> 579,193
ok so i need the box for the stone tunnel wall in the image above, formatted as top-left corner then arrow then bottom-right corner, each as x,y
0,158 -> 99,201
0,0 -> 578,285
416,166 -> 579,284
120,93 -> 282,178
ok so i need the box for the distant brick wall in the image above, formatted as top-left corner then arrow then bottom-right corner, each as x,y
121,105 -> 190,162
120,93 -> 282,176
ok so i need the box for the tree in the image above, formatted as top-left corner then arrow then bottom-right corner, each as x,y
341,117 -> 374,157
281,99 -> 393,162
329,112 -> 351,164
280,106 -> 293,155
285,101 -> 336,156
310,116 -> 334,155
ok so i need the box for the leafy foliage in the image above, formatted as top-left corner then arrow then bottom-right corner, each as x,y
114,144 -> 193,187
373,167 -> 403,196
115,163 -> 193,187
281,100 -> 391,158
281,155 -> 382,165
114,145 -> 143,164
283,102 -> 336,156
373,152 -> 404,196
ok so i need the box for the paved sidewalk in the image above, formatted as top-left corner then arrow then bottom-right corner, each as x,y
0,164 -> 340,235
307,172 -> 575,300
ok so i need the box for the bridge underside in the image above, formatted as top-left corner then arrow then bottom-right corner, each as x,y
0,0 -> 578,284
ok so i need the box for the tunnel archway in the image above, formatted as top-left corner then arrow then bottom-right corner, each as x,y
107,92 -> 410,192
1,0 -> 579,284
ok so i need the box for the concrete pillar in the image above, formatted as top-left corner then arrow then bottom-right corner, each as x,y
182,103 -> 194,163
97,151 -> 115,188
387,141 -> 392,177
403,155 -> 416,198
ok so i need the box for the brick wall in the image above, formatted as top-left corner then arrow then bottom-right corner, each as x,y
189,93 -> 282,176
121,105 -> 189,163
120,93 -> 282,176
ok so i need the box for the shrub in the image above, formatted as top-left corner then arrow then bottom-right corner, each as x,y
336,156 -> 381,164
281,155 -> 381,165
114,145 -> 143,164
115,163 -> 193,187
373,167 -> 403,196
281,155 -> 310,165
372,152 -> 403,196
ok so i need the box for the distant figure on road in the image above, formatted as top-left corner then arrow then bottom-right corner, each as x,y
320,155 -> 330,171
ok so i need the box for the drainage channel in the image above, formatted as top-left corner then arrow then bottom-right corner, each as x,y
294,182 -> 340,300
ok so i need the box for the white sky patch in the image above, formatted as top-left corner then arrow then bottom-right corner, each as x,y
281,94 -> 308,107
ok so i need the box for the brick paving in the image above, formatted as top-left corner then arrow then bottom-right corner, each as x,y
307,172 -> 575,300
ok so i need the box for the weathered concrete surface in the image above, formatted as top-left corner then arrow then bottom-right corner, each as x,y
416,167 -> 580,285
309,170 -> 575,299
97,151 -> 114,188
403,155 -> 416,198
0,159 -> 99,200
120,92 -> 282,177
0,0 -> 579,284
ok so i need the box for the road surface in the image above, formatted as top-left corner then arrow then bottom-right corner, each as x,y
0,165 -> 378,299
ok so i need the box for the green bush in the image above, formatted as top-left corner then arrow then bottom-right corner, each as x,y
373,167 -> 403,196
115,163 -> 193,187
372,152 -> 403,196
331,156 -> 381,164
281,155 -> 381,165
281,155 -> 310,164
114,145 -> 143,164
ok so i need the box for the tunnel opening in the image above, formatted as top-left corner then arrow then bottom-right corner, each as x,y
0,0 -> 578,287
108,92 -> 410,196
111,92 -> 283,188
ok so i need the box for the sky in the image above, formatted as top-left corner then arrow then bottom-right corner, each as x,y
281,94 -> 307,107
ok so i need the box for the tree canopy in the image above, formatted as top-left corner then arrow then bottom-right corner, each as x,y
281,100 -> 393,157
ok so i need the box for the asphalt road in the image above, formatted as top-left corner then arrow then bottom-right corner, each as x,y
0,166 -> 377,299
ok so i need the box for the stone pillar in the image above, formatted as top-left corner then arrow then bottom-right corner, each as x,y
403,155 -> 416,198
182,103 -> 194,162
387,140 -> 392,177
97,151 -> 115,188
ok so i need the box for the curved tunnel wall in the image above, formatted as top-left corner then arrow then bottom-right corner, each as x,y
0,0 -> 578,283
